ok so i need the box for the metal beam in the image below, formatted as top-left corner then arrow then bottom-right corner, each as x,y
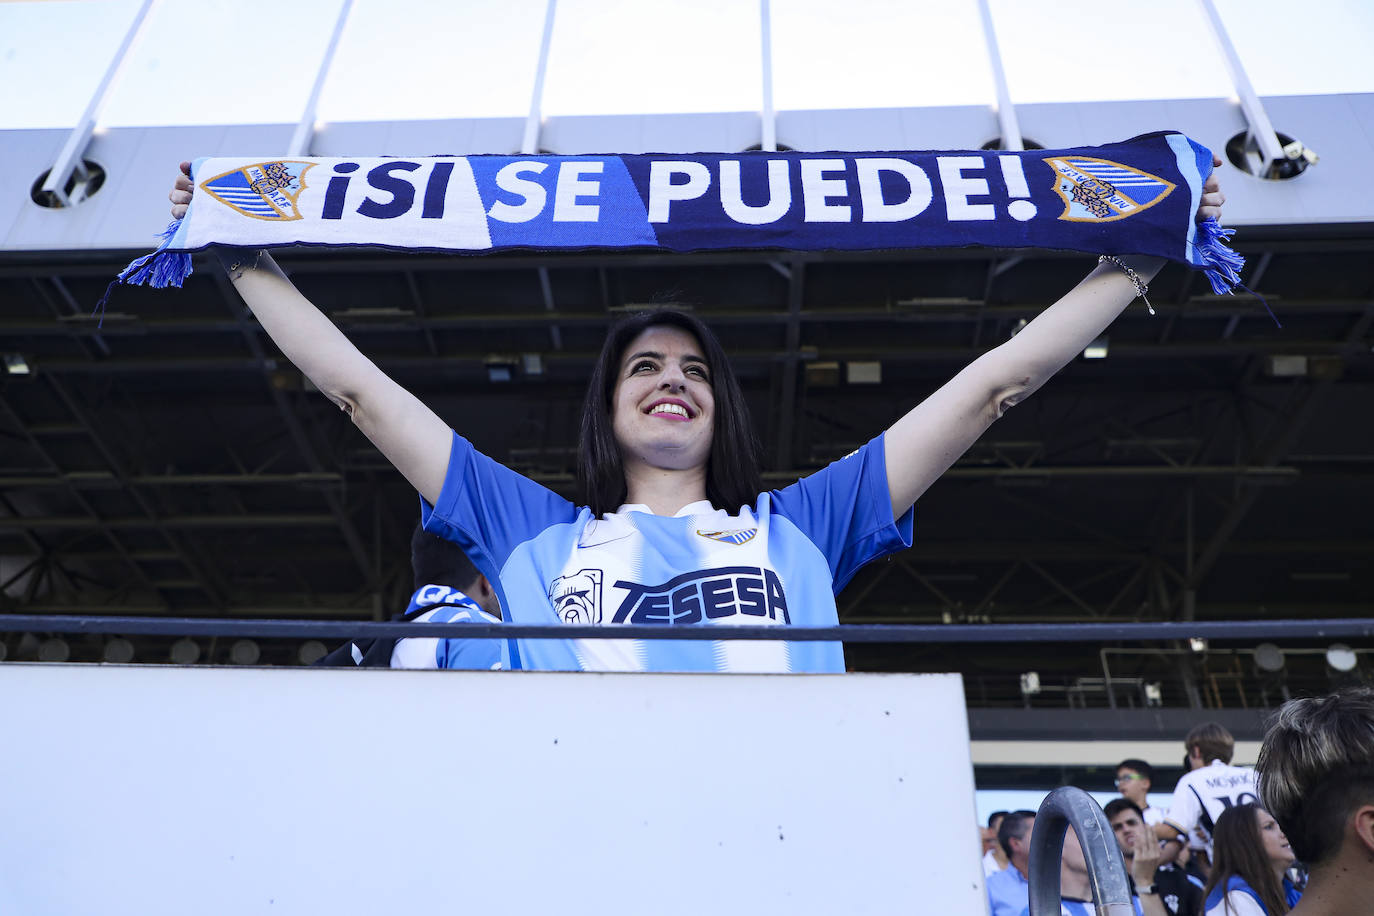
39,0 -> 156,206
286,0 -> 353,157
1197,0 -> 1288,166
0,472 -> 342,489
1183,305 -> 1374,596
0,398 -> 170,607
772,259 -> 805,469
42,375 -> 230,606
0,514 -> 336,530
977,0 -> 1022,150
214,273 -> 376,587
759,0 -> 777,152
522,0 -> 558,155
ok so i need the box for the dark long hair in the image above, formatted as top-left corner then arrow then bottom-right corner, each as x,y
1203,804 -> 1291,916
578,309 -> 763,516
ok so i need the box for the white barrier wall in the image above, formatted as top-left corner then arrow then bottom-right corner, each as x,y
1,666 -> 984,916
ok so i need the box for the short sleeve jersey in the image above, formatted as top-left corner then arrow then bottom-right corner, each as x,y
421,431 -> 913,672
1163,761 -> 1258,852
388,584 -> 502,670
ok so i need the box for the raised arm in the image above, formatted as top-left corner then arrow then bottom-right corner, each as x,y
171,162 -> 452,504
883,157 -> 1225,517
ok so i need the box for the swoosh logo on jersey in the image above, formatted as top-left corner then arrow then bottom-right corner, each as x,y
576,517 -> 635,548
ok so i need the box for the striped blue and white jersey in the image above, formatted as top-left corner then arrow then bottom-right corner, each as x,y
421,431 -> 912,673
388,584 -> 502,670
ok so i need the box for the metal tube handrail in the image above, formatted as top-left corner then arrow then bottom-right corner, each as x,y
1030,786 -> 1134,916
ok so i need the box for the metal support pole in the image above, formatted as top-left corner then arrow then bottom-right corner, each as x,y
1196,0 -> 1287,165
40,0 -> 157,206
522,0 -> 558,155
976,0 -> 1022,151
759,0 -> 777,152
1029,787 -> 1135,916
286,0 -> 354,157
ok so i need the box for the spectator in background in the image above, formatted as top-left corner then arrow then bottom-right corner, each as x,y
987,810 -> 1035,916
1162,722 -> 1258,874
390,524 -> 502,669
1118,758 -> 1166,826
1107,798 -> 1204,916
1255,687 -> 1374,916
984,810 -> 1011,876
1018,826 -> 1170,916
1201,804 -> 1299,916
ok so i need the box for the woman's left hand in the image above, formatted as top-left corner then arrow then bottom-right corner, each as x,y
1198,154 -> 1226,222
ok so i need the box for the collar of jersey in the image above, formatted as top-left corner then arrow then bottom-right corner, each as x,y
615,499 -> 716,518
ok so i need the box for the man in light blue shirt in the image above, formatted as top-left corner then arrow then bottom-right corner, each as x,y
987,810 -> 1035,916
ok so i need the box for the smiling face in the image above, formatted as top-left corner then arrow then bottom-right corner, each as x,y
610,324 -> 715,477
1256,808 -> 1296,872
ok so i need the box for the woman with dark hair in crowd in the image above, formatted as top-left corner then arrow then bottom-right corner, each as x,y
1203,804 -> 1301,916
169,159 -> 1225,673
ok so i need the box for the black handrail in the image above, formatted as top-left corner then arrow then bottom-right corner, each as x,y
1,614 -> 1372,642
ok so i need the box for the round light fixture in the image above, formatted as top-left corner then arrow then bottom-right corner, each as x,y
1326,644 -> 1358,673
230,639 -> 261,666
298,640 -> 327,666
1254,643 -> 1285,673
103,637 -> 135,664
169,637 -> 201,665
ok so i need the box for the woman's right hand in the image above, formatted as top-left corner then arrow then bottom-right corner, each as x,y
169,161 -> 193,219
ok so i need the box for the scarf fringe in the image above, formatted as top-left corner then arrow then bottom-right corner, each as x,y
1191,217 -> 1280,328
93,220 -> 195,327
1195,218 -> 1244,294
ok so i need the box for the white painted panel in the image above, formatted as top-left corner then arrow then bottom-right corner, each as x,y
540,112 -> 764,155
0,666 -> 983,916
971,739 -> 1261,767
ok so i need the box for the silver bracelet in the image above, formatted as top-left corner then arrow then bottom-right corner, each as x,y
217,248 -> 265,280
1098,254 -> 1154,315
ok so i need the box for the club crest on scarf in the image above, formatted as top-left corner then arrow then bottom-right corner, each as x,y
1045,156 -> 1175,222
200,160 -> 315,221
696,528 -> 758,546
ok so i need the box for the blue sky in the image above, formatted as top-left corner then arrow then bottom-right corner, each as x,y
1,0 -> 1371,130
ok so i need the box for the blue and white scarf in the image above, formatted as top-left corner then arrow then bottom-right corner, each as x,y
1204,874 -> 1302,914
110,131 -> 1244,299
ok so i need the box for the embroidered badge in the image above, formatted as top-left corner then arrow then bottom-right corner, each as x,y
696,528 -> 758,546
200,160 -> 315,221
548,568 -> 603,625
1044,156 -> 1175,222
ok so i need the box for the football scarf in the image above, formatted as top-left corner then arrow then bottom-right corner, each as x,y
108,131 -> 1244,301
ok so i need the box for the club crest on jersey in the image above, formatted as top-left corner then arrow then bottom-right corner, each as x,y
1045,156 -> 1175,222
548,568 -> 603,625
200,160 -> 315,221
696,527 -> 757,546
